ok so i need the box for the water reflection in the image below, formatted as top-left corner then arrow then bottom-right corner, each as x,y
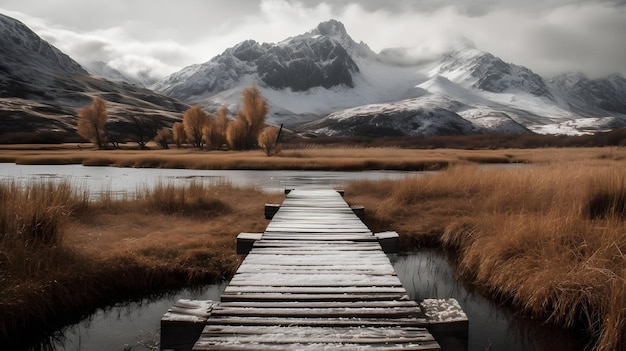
23,253 -> 590,351
29,283 -> 227,351
0,163 -> 419,195
392,250 -> 588,351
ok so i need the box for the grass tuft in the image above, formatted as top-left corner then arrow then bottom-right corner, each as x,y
585,169 -> 626,219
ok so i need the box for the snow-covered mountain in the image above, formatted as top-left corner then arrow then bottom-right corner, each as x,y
84,61 -> 158,88
153,19 -> 626,136
0,13 -> 187,135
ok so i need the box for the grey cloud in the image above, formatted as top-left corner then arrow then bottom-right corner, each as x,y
1,0 -> 625,80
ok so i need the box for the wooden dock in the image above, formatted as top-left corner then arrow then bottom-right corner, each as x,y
191,189 -> 441,350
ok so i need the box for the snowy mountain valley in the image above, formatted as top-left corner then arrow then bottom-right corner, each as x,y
1,13 -> 625,138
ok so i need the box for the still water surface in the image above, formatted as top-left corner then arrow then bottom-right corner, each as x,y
0,163 -> 421,194
34,252 -> 585,351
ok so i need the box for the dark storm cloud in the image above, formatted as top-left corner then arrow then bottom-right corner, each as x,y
1,0 -> 625,79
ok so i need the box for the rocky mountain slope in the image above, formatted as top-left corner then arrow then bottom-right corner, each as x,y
153,20 -> 626,136
0,13 -> 187,137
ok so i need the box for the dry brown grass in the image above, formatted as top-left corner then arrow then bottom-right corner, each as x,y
0,180 -> 281,347
345,160 -> 626,350
2,145 -> 625,171
0,144 -> 584,170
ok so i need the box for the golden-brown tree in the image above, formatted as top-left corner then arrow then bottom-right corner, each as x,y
226,116 -> 248,151
240,85 -> 268,149
202,106 -> 230,150
257,126 -> 281,156
212,105 -> 230,149
154,128 -> 172,149
183,106 -> 209,148
226,85 -> 269,150
172,122 -> 185,148
77,97 -> 108,149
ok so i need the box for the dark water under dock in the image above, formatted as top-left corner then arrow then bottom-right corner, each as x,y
25,250 -> 586,351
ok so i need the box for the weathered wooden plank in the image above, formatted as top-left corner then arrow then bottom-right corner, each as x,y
217,300 -> 420,309
198,334 -> 435,344
240,255 -> 391,266
237,263 -> 396,275
219,293 -> 411,302
210,307 -> 423,319
201,325 -> 433,338
228,274 -> 402,287
204,316 -> 428,327
222,285 -> 408,294
256,235 -> 377,241
249,247 -> 383,253
194,344 -> 440,351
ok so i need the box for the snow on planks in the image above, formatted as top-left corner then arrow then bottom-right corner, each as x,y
194,189 -> 441,350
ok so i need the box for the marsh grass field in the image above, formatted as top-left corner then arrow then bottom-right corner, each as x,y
1,145 -> 626,350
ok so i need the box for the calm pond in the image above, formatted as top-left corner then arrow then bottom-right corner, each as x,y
0,163 -> 423,195
0,163 -> 585,350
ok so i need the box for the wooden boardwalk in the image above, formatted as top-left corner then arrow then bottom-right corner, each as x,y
193,189 -> 441,350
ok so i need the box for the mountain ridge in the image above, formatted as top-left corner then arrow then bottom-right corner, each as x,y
1,13 -> 624,139
152,19 -> 626,136
0,13 -> 188,137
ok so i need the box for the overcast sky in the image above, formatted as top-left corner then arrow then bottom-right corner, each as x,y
1,0 -> 625,81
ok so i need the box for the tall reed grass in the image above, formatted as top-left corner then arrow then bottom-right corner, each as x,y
0,179 -> 278,348
346,162 -> 626,350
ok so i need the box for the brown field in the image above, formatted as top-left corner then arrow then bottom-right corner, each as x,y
1,143 -> 626,170
1,145 -> 626,350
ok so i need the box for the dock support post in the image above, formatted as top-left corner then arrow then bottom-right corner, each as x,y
421,298 -> 469,351
160,299 -> 216,351
264,204 -> 280,219
350,205 -> 365,220
375,231 -> 399,254
236,233 -> 263,255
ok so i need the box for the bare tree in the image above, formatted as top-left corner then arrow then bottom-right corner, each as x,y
183,106 -> 209,148
258,126 -> 281,156
77,97 -> 108,149
128,115 -> 159,149
154,128 -> 172,149
172,122 -> 185,148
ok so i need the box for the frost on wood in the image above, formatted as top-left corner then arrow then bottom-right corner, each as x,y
162,299 -> 217,323
421,298 -> 468,323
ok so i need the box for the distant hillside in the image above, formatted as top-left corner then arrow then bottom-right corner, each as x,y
0,12 -> 187,140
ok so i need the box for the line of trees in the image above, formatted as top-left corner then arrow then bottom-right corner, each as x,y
75,85 -> 281,154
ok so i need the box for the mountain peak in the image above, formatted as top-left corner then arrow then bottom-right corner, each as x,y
314,19 -> 348,38
0,13 -> 86,77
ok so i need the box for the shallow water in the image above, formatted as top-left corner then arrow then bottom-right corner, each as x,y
0,163 -> 422,194
25,251 -> 587,351
33,283 -> 228,351
392,251 -> 587,351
